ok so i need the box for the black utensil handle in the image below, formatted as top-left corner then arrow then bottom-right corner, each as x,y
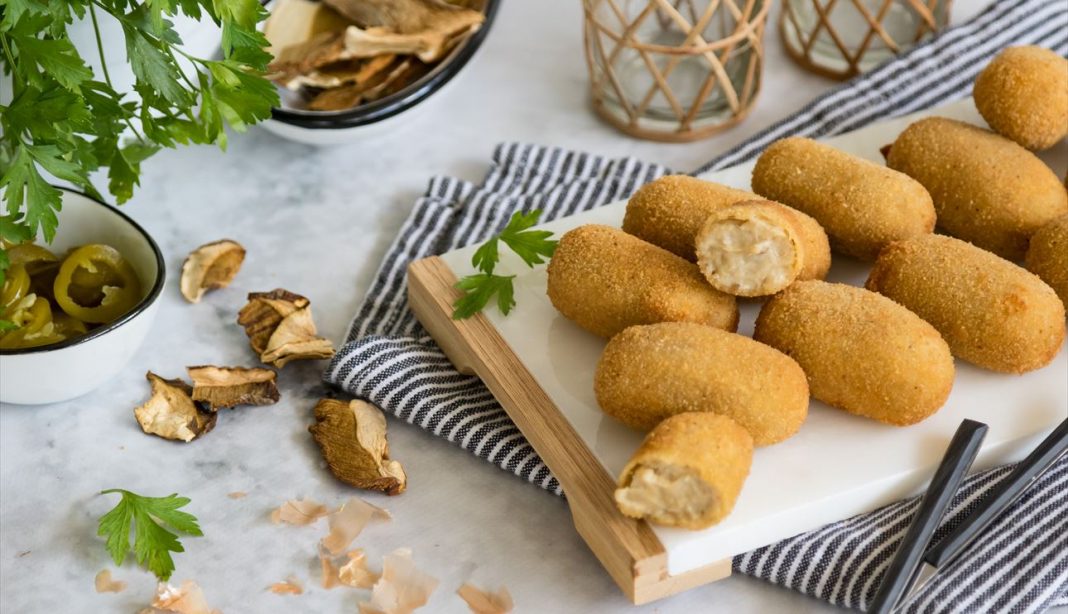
923,418 -> 1068,569
868,419 -> 989,614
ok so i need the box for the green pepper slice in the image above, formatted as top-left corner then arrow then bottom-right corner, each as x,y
1,264 -> 30,308
53,245 -> 142,324
0,295 -> 64,349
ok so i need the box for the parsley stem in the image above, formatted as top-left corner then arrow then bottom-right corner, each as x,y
87,3 -> 148,143
88,5 -> 114,89
0,35 -> 20,94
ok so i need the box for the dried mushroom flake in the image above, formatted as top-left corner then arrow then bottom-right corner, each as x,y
457,584 -> 514,614
95,569 -> 127,594
134,372 -> 217,442
237,289 -> 335,368
310,399 -> 406,495
358,548 -> 439,614
179,240 -> 245,303
146,580 -> 221,614
187,366 -> 280,411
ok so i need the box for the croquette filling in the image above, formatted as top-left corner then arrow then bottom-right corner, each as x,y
615,463 -> 716,524
697,218 -> 795,295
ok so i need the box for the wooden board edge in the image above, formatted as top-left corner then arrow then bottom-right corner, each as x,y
407,255 -> 731,604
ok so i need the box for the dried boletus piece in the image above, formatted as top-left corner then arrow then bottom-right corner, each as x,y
180,240 -> 246,303
237,289 -> 335,368
187,366 -> 281,411
309,399 -> 407,495
134,372 -> 217,442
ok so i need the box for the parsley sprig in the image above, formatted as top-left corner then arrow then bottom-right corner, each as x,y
452,210 -> 557,319
0,0 -> 279,286
97,489 -> 203,582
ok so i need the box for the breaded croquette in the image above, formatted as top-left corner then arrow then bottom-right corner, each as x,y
622,175 -> 755,260
867,234 -> 1066,373
1026,214 -> 1068,307
695,200 -> 831,297
754,281 -> 954,425
546,225 -> 738,338
751,137 -> 935,260
974,46 -> 1068,150
615,412 -> 753,530
594,322 -> 808,444
886,117 -> 1068,261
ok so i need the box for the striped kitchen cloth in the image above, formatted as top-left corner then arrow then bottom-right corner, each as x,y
324,0 -> 1068,611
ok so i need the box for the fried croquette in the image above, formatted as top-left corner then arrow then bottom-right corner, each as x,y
546,225 -> 738,338
885,117 -> 1068,261
867,234 -> 1066,373
615,412 -> 753,530
974,46 -> 1068,151
695,200 -> 831,297
751,137 -> 935,260
622,175 -> 755,260
594,322 -> 808,444
754,281 -> 954,425
1026,214 -> 1068,307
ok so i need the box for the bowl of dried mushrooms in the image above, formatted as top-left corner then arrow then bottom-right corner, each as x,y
261,0 -> 497,144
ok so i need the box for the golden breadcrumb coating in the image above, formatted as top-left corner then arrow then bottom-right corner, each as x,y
886,117 -> 1068,261
867,234 -> 1066,374
622,175 -> 755,260
751,137 -> 935,261
1026,214 -> 1068,307
546,225 -> 738,338
754,280 -> 954,425
594,322 -> 808,444
696,200 -> 831,297
615,412 -> 753,530
974,46 -> 1068,151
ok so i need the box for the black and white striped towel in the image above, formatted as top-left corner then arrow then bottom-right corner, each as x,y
325,0 -> 1068,610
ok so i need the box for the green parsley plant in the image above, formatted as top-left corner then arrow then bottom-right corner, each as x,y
0,0 -> 279,288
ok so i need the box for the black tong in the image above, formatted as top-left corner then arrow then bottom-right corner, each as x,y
868,418 -> 1068,614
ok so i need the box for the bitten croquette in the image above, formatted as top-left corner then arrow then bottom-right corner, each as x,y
754,281 -> 955,425
594,322 -> 808,445
867,234 -> 1066,374
695,200 -> 831,297
546,225 -> 738,338
615,413 -> 753,530
622,175 -> 756,260
751,137 -> 936,261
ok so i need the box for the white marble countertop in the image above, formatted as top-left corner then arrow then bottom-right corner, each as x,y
0,1 -> 989,612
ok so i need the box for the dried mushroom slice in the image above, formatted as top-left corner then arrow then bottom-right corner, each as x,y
180,240 -> 246,303
134,372 -> 217,442
237,289 -> 335,368
187,366 -> 280,411
322,0 -> 484,38
309,399 -> 407,495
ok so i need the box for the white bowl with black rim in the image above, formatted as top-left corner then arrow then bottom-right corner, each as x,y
259,0 -> 499,146
0,188 -> 166,405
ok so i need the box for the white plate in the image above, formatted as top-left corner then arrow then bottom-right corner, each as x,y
439,98 -> 1068,576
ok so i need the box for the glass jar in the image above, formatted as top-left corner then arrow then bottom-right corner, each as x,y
583,0 -> 770,142
780,0 -> 952,79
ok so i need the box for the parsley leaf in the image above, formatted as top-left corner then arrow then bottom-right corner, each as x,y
452,209 -> 557,319
452,274 -> 516,319
97,489 -> 202,582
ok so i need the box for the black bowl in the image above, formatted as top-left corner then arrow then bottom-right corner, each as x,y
269,0 -> 500,130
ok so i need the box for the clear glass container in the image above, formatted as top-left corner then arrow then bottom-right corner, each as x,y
583,0 -> 770,142
780,0 -> 951,79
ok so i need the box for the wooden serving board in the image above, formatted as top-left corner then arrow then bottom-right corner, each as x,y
408,98 -> 1068,604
